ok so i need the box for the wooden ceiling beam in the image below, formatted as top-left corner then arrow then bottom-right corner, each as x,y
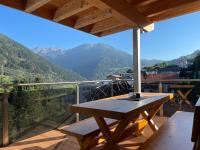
53,0 -> 92,22
0,0 -> 24,10
99,24 -> 131,36
88,0 -> 151,27
144,0 -> 199,17
152,1 -> 200,22
91,18 -> 123,34
126,0 -> 159,7
74,9 -> 112,29
136,0 -> 159,7
25,0 -> 51,13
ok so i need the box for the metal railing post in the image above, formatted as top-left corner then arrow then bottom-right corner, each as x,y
159,81 -> 163,93
110,81 -> 113,97
158,82 -> 164,117
2,86 -> 9,146
76,83 -> 80,122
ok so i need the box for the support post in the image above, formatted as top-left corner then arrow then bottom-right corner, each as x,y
159,82 -> 163,93
76,83 -> 80,122
2,86 -> 9,146
133,28 -> 141,93
159,82 -> 164,116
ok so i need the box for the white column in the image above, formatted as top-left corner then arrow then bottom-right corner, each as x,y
76,84 -> 80,122
133,28 -> 141,93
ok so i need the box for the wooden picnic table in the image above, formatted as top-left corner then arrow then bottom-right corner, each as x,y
70,92 -> 173,149
170,84 -> 194,109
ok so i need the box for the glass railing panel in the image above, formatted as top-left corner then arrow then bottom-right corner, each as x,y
7,83 -> 77,143
0,92 -> 3,146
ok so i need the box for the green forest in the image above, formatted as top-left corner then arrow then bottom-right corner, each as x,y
0,34 -> 84,83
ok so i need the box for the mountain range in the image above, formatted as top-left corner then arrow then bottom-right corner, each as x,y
0,34 -> 84,82
168,50 -> 200,67
34,44 -> 164,80
34,44 -> 200,80
1,33 -> 200,82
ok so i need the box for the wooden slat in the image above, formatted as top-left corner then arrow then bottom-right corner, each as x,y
25,0 -> 51,13
53,0 -> 92,22
88,0 -> 150,26
91,18 -> 123,34
143,0 -> 199,17
74,9 -> 112,29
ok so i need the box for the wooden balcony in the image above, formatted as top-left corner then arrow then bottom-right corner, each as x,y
0,116 -> 168,150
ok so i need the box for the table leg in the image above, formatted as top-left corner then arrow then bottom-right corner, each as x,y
177,89 -> 193,108
94,116 -> 138,149
141,102 -> 163,132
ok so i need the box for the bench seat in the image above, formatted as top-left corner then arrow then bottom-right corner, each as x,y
141,111 -> 194,150
60,117 -> 117,140
59,117 -> 117,150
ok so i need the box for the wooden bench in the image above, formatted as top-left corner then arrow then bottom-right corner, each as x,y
192,98 -> 200,150
140,111 -> 194,150
59,117 -> 118,150
60,117 -> 148,150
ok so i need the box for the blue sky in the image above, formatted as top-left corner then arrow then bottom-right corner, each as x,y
0,5 -> 200,60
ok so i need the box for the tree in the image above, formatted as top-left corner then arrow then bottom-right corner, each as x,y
127,69 -> 133,73
142,71 -> 147,80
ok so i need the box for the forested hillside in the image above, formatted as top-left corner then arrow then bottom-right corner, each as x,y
0,34 -> 84,82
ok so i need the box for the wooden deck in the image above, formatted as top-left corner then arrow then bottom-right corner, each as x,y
0,116 -> 167,150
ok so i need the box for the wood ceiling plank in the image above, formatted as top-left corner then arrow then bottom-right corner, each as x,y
91,18 -> 123,34
151,2 -> 200,22
74,9 -> 112,29
151,1 -> 200,21
25,0 -> 51,13
143,0 -> 199,17
53,0 -> 92,22
88,0 -> 151,26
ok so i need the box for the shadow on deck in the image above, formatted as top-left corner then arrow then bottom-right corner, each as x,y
0,116 -> 167,150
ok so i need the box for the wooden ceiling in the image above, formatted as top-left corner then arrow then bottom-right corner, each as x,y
1,0 -> 200,36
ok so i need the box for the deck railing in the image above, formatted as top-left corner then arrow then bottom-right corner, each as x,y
2,78 -> 199,147
0,79 -> 133,146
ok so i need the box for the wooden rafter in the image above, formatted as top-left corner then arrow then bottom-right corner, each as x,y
53,0 -> 92,22
25,0 -> 51,13
151,0 -> 200,21
144,0 -> 199,17
0,0 -> 200,36
0,0 -> 23,10
74,9 -> 112,29
99,24 -> 131,37
91,18 -> 123,34
135,0 -> 159,7
88,0 -> 150,26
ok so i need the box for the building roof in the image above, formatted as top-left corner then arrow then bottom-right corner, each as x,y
1,0 -> 200,36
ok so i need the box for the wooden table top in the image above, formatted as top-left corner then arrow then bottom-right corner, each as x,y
71,93 -> 173,120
